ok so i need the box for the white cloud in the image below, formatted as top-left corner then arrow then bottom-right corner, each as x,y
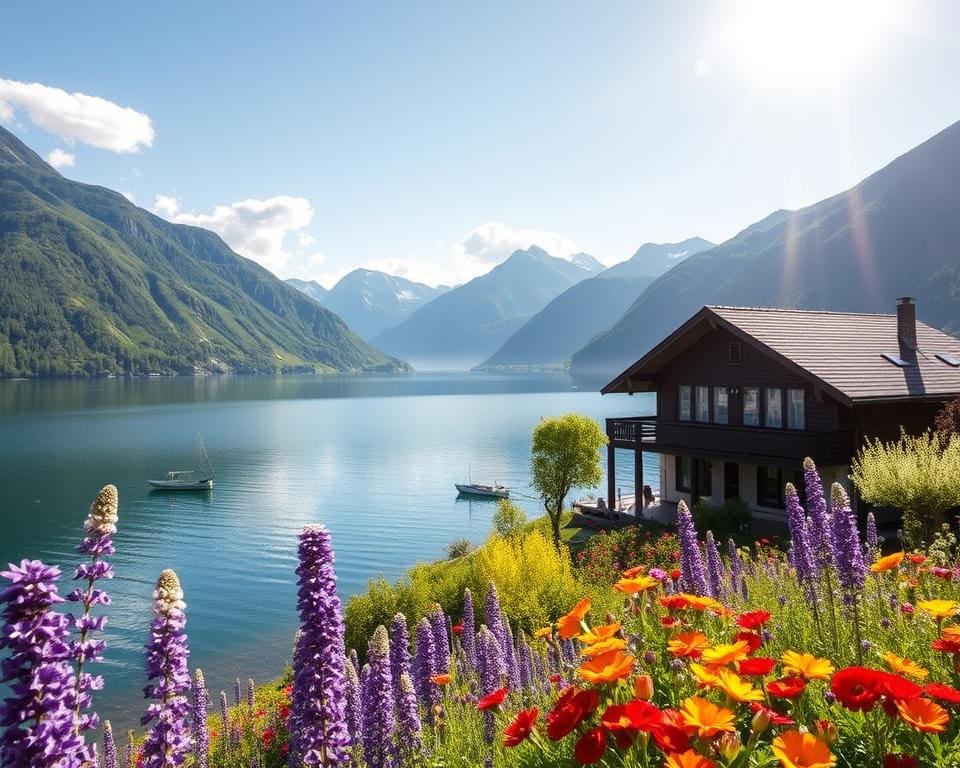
454,221 -> 579,268
151,193 -> 317,276
46,148 -> 75,168
0,79 -> 154,153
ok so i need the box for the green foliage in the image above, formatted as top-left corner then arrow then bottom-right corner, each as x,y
444,536 -> 473,559
934,397 -> 960,436
530,413 -> 607,548
852,429 -> 960,545
491,498 -> 527,539
691,496 -> 750,542
573,524 -> 676,586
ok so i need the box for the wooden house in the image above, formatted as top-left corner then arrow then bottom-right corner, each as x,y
601,298 -> 960,519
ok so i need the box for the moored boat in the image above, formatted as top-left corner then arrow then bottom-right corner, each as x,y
455,483 -> 509,499
148,470 -> 213,491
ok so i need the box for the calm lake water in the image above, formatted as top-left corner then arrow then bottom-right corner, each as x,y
0,373 -> 656,727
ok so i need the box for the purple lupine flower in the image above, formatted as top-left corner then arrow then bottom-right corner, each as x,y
218,691 -> 229,755
192,669 -> 209,768
476,626 -> 505,746
68,484 -> 118,755
503,618 -> 520,690
395,673 -> 422,758
704,531 -> 725,598
413,618 -> 440,719
360,625 -> 395,768
348,648 -> 359,676
290,525 -> 350,766
484,582 -> 507,658
803,457 -> 835,572
102,720 -> 118,768
676,501 -> 709,596
429,604 -> 450,675
389,613 -> 412,713
0,558 -> 83,768
140,569 -> 192,768
785,483 -> 815,584
516,634 -> 532,692
561,638 -> 577,666
461,588 -> 477,670
865,511 -> 879,564
830,484 -> 866,601
246,679 -> 255,709
234,678 -> 242,707
727,538 -> 743,596
344,656 -> 363,747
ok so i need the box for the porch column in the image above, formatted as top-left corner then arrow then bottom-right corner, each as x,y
634,435 -> 643,516
606,438 -> 616,512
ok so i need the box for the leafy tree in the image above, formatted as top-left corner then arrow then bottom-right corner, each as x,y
851,429 -> 960,545
934,398 -> 960,437
530,413 -> 607,549
491,499 -> 527,539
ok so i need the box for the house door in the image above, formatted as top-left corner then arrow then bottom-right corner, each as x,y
724,462 -> 740,500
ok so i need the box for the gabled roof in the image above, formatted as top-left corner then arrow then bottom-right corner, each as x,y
602,305 -> 960,406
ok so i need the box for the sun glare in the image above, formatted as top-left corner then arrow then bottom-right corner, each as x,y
724,0 -> 901,85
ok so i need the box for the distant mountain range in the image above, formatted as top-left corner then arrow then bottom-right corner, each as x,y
288,269 -> 448,340
477,238 -> 713,370
285,278 -> 328,303
0,125 -> 407,377
371,245 -> 604,369
571,119 -> 960,380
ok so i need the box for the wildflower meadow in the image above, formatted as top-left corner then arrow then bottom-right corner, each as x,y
4,457 -> 960,767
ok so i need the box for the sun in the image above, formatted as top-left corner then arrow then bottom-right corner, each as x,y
722,0 -> 901,85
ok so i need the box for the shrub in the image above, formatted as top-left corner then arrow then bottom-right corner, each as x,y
491,499 -> 527,539
573,524 -> 677,586
692,496 -> 751,541
935,397 -> 960,436
445,537 -> 473,559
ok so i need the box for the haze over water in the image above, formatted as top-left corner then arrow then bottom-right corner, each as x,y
0,373 -> 656,728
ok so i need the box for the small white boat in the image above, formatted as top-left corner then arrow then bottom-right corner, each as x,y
148,470 -> 213,491
455,483 -> 509,499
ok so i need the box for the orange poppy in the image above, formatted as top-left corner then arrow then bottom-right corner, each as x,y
578,649 -> 635,684
664,750 -> 716,768
715,668 -> 764,703
577,623 -> 621,645
668,631 -> 710,659
896,697 -> 949,733
621,565 -> 647,578
781,650 -> 834,680
771,730 -> 836,768
679,696 -> 736,739
701,641 -> 751,668
917,599 -> 960,620
881,652 -> 928,680
683,595 -> 726,613
942,625 -> 960,641
431,673 -> 452,685
614,574 -> 659,595
556,598 -> 591,639
869,551 -> 904,574
580,636 -> 627,658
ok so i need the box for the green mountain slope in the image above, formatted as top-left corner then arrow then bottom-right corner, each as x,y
370,246 -> 603,369
0,126 -> 407,377
571,120 -> 960,380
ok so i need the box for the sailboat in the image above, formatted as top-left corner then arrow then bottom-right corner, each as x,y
148,434 -> 215,490
455,462 -> 509,499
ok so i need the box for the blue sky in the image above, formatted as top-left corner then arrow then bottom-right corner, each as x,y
3,1 -> 959,287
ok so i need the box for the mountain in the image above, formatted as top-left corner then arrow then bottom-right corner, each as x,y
571,120 -> 960,380
371,246 -> 603,369
476,274 -> 655,370
315,269 -> 448,340
602,237 -> 715,279
570,252 -> 606,272
285,278 -> 328,303
0,125 -> 407,377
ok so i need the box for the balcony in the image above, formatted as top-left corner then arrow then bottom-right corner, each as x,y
606,416 -> 657,447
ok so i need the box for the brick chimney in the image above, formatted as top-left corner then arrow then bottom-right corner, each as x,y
897,296 -> 917,351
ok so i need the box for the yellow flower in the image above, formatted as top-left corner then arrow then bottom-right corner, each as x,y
556,598 -> 591,639
614,574 -> 659,595
781,650 -> 834,680
577,622 -> 621,645
578,649 -> 634,684
771,730 -> 836,768
533,626 -> 553,639
715,668 -> 764,703
918,599 -> 960,620
689,662 -> 720,688
701,641 -> 751,668
668,631 -> 710,658
881,651 -> 928,679
869,551 -> 904,573
679,696 -> 736,739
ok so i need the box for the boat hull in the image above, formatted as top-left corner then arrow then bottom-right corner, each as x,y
148,479 -> 213,490
455,484 -> 509,499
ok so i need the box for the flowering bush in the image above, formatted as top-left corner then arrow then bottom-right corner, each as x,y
575,525 -> 678,586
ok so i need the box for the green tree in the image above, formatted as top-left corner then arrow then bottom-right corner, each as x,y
491,498 -> 527,539
851,429 -> 960,546
530,413 -> 607,549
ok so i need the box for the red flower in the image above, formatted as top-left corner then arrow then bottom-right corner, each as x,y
549,673 -> 563,684
932,637 -> 960,653
831,667 -> 882,712
735,631 -> 763,653
736,611 -> 772,630
504,707 -> 538,747
262,727 -> 275,749
278,703 -> 291,721
875,671 -> 922,701
670,569 -> 682,581
547,687 -> 600,740
652,718 -> 691,754
931,567 -> 953,581
738,657 -> 777,677
922,682 -> 960,704
884,755 -> 920,768
600,700 -> 663,733
452,623 -> 464,635
767,676 -> 807,699
574,727 -> 607,764
477,687 -> 509,710
660,595 -> 689,611
749,702 -> 794,725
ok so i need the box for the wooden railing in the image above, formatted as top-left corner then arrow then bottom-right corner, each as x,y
606,416 -> 657,445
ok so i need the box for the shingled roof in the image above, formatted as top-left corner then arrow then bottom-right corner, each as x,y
602,303 -> 960,405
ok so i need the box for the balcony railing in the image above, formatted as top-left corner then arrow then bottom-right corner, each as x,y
606,416 -> 657,445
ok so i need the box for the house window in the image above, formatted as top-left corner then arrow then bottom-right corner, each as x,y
757,467 -> 803,508
713,387 -> 729,424
678,385 -> 691,422
743,388 -> 759,426
695,385 -> 710,423
696,460 -> 712,497
764,388 -> 783,428
728,342 -> 742,365
675,456 -> 692,492
787,389 -> 805,430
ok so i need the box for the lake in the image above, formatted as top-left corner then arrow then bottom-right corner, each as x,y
0,373 -> 656,728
